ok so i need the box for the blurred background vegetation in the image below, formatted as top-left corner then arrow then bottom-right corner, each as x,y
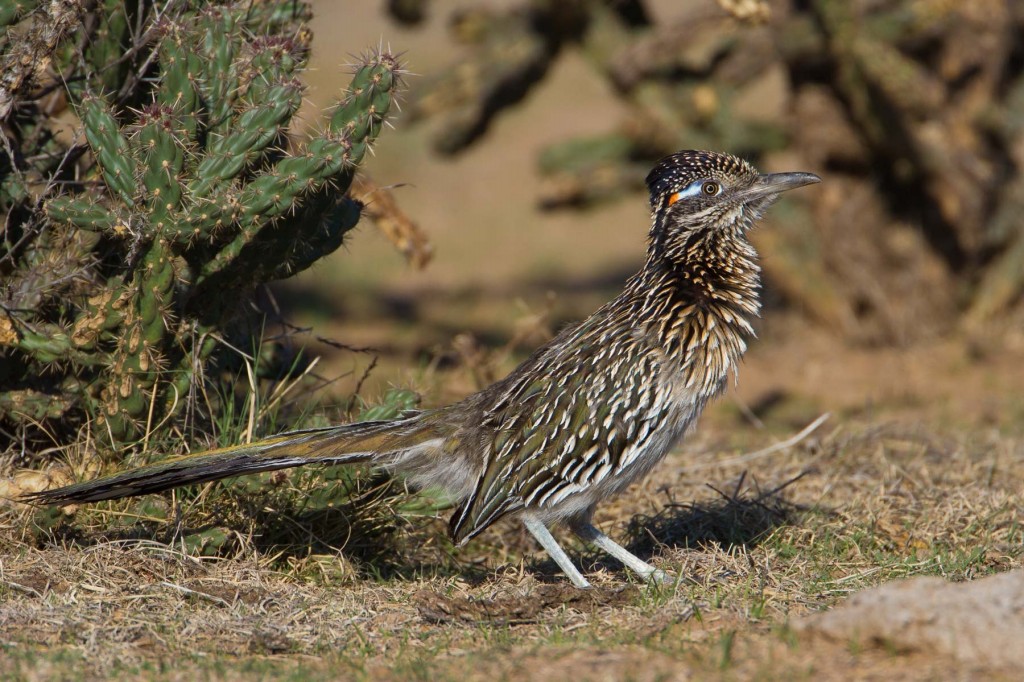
391,0 -> 1024,341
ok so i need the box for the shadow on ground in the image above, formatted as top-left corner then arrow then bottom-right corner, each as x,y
28,469 -> 811,593
527,472 -> 810,583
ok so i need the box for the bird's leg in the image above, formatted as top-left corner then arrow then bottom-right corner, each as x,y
571,521 -> 671,584
522,514 -> 591,589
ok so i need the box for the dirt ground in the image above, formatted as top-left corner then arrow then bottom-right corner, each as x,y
2,2 -> 1023,680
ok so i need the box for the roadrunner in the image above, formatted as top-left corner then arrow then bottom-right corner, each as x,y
26,151 -> 820,588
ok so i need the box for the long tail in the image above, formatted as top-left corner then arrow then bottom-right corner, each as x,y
23,415 -> 437,506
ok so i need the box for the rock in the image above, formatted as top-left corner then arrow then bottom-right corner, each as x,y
795,570 -> 1024,670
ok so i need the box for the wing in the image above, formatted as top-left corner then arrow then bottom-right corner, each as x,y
448,321 -> 668,544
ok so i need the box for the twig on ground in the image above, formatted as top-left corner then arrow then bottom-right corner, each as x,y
681,413 -> 831,473
158,581 -> 231,607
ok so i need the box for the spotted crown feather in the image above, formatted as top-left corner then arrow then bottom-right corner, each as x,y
645,150 -> 758,208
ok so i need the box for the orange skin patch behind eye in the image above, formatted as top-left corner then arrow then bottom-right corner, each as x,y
667,192 -> 682,206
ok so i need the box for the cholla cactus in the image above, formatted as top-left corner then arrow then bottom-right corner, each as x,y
0,1 -> 404,451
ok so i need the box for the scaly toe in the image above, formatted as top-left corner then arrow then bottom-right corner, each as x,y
647,568 -> 674,585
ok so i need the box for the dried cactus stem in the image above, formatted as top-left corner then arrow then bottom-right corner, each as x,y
0,388 -> 71,423
0,0 -> 83,120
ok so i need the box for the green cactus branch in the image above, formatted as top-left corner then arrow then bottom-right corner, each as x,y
189,52 -> 405,305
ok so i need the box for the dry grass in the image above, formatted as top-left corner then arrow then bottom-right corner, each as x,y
2,415 -> 1021,680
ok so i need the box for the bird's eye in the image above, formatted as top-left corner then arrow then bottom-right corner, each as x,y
667,179 -> 720,206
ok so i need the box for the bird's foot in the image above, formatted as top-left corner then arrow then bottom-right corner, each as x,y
645,567 -> 674,585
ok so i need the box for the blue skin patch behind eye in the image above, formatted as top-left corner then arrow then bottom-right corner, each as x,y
676,179 -> 707,200
669,179 -> 712,205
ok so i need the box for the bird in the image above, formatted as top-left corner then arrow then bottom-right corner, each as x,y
24,150 -> 820,589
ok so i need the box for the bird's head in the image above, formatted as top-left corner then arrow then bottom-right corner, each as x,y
645,150 -> 820,262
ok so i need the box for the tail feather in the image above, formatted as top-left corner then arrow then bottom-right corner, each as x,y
23,416 -> 435,506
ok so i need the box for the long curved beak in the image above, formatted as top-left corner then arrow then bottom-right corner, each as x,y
743,171 -> 821,201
